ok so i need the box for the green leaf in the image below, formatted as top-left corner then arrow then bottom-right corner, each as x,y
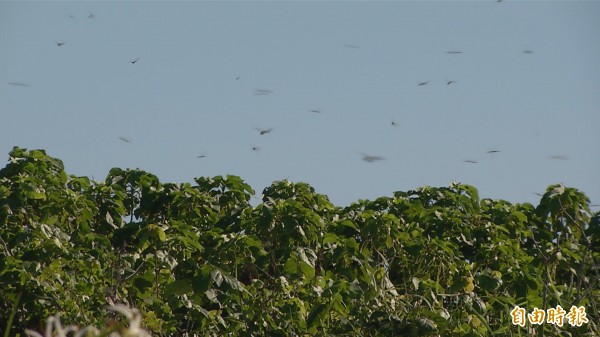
150,224 -> 166,242
193,266 -> 212,293
307,303 -> 330,330
28,191 -> 46,200
132,276 -> 153,294
298,261 -> 315,279
205,289 -> 220,304
323,232 -> 340,244
211,269 -> 223,287
29,149 -> 45,159
416,317 -> 437,333
478,273 -> 502,291
164,279 -> 193,296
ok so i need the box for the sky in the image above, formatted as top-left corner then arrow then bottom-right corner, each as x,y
1,1 -> 599,208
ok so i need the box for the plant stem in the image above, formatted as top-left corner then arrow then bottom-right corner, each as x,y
4,290 -> 23,337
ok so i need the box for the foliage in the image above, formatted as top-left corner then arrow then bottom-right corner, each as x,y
1,147 -> 598,336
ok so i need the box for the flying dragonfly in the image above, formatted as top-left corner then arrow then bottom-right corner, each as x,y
463,160 -> 478,164
196,153 -> 207,159
486,150 -> 501,154
391,119 -> 398,127
418,81 -> 429,86
253,89 -> 272,96
130,57 -> 140,64
360,153 -> 385,163
8,82 -> 29,87
447,80 -> 457,85
310,109 -> 321,114
251,146 -> 260,152
54,41 -> 66,47
118,136 -> 132,143
254,127 -> 273,135
522,50 -> 534,54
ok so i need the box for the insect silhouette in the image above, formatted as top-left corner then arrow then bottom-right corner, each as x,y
310,109 -> 321,114
445,51 -> 463,54
463,160 -> 478,164
251,146 -> 260,152
118,137 -> 132,143
254,128 -> 273,135
486,150 -> 501,154
360,153 -> 385,163
130,57 -> 140,64
522,50 -> 534,54
447,80 -> 457,85
391,119 -> 398,127
54,41 -> 66,47
88,13 -> 95,19
418,81 -> 429,86
196,154 -> 207,159
8,82 -> 29,87
343,44 -> 360,49
253,89 -> 272,95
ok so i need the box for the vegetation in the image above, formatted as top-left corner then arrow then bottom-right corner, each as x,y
1,147 -> 598,336
23,305 -> 151,337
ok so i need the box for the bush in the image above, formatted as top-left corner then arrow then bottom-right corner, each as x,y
1,147 -> 598,336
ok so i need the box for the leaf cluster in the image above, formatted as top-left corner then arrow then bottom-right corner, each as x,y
1,147 -> 598,336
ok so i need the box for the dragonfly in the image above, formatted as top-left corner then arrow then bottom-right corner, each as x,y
253,89 -> 272,96
8,82 -> 29,87
254,127 -> 273,135
360,153 -> 385,163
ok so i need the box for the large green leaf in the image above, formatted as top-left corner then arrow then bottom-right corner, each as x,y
164,278 -> 193,296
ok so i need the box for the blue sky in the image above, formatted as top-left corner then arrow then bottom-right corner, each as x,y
1,1 -> 599,207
